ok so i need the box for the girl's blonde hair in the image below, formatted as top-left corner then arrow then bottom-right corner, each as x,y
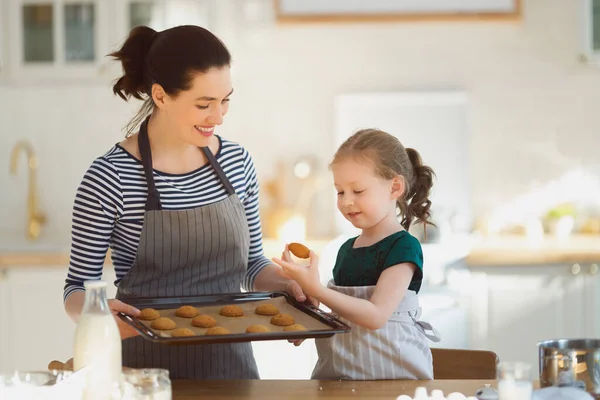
331,128 -> 436,232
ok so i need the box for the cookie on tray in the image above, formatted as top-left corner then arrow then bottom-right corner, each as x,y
246,324 -> 271,333
255,303 -> 279,316
283,324 -> 307,332
151,317 -> 177,330
48,360 -> 66,371
270,313 -> 295,326
175,305 -> 199,318
220,305 -> 244,317
171,328 -> 196,337
205,326 -> 231,335
138,308 -> 160,321
191,315 -> 217,328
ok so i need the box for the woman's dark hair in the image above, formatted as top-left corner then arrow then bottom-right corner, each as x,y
109,25 -> 231,136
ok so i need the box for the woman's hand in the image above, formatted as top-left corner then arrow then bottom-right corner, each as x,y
283,279 -> 319,347
284,280 -> 319,308
108,299 -> 141,340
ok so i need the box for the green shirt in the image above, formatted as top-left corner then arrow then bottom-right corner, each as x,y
332,231 -> 424,293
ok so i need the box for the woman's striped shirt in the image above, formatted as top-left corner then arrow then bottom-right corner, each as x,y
63,136 -> 270,301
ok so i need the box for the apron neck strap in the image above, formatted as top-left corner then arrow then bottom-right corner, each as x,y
138,116 -> 236,210
201,146 -> 235,196
138,116 -> 162,211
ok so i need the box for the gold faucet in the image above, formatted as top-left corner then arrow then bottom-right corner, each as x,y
9,140 -> 46,241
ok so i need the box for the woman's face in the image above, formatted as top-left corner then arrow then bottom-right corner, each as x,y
156,66 -> 232,147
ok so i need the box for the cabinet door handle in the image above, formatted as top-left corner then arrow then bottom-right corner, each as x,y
571,263 -> 581,275
590,264 -> 599,275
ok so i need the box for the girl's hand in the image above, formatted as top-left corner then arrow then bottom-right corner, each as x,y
273,245 -> 322,298
108,299 -> 141,340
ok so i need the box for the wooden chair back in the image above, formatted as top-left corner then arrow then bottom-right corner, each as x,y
432,348 -> 499,379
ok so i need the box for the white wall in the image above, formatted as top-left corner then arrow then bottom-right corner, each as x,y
2,0 -> 600,244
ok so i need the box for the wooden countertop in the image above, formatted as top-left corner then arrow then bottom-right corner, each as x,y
171,379 -> 496,399
2,235 -> 600,268
465,234 -> 600,266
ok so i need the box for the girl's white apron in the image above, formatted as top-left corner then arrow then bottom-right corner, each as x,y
312,280 -> 441,380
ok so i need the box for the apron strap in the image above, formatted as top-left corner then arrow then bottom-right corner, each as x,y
414,319 -> 442,343
138,116 -> 235,209
388,308 -> 443,343
201,146 -> 235,196
138,116 -> 162,211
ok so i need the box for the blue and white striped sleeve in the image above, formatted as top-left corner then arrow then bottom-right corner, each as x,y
240,150 -> 271,291
63,158 -> 123,302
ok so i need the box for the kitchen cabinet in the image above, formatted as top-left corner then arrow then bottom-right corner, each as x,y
1,0 -> 215,84
0,269 -> 9,373
468,262 -> 600,370
0,265 -> 118,374
0,0 -> 4,82
582,0 -> 600,64
4,0 -> 112,83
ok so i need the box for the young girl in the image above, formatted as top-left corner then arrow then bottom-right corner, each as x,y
273,128 -> 441,380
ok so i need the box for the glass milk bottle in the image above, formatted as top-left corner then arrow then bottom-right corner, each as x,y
74,280 -> 122,399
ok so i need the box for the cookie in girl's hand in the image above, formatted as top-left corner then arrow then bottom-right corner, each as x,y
288,242 -> 310,259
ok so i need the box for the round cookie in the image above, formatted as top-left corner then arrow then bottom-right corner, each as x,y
205,326 -> 231,335
191,315 -> 217,328
64,358 -> 74,370
255,304 -> 280,316
175,305 -> 199,318
48,360 -> 65,371
220,305 -> 244,317
246,324 -> 271,333
138,308 -> 160,321
151,317 -> 177,330
288,242 -> 310,259
270,313 -> 295,326
283,324 -> 307,332
171,328 -> 196,337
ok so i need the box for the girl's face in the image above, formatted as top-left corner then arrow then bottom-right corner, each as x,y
332,156 -> 403,231
153,66 -> 232,147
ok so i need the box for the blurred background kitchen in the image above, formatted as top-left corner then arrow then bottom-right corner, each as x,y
1,0 -> 599,380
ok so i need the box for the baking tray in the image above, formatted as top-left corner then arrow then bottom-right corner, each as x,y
117,291 -> 350,345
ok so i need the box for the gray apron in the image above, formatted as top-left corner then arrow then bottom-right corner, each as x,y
115,117 -> 259,379
311,280 -> 441,380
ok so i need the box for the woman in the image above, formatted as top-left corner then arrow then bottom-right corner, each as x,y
63,25 -> 311,379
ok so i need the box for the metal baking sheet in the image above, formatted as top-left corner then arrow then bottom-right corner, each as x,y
117,291 -> 350,345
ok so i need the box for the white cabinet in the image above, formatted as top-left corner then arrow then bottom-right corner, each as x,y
586,263 -> 600,337
469,262 -> 600,370
5,0 -> 113,83
0,265 -> 117,374
582,0 -> 600,64
0,266 -> 76,373
1,0 -> 216,84
0,269 -> 10,373
0,0 -> 5,81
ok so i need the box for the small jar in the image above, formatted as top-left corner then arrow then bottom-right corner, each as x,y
121,368 -> 172,400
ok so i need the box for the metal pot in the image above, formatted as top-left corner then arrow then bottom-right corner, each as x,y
538,339 -> 600,398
